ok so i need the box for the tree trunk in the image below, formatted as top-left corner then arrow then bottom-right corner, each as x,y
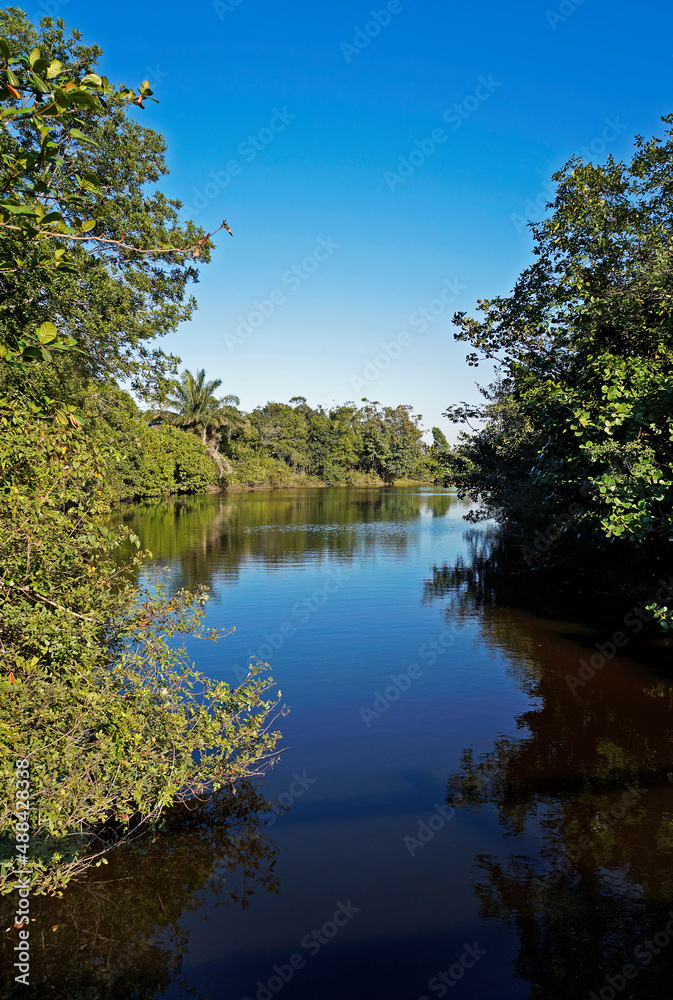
207,445 -> 233,479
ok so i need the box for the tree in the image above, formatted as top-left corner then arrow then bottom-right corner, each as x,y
0,16 -> 280,895
359,400 -> 423,483
0,404 -> 282,894
147,368 -> 241,478
449,114 -> 673,557
249,400 -> 311,469
151,368 -> 238,444
0,10 -> 229,413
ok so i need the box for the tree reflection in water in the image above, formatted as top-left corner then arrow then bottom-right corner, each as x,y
117,487 -> 457,594
0,785 -> 279,1000
425,533 -> 673,999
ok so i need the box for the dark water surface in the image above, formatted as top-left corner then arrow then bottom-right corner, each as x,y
11,487 -> 673,999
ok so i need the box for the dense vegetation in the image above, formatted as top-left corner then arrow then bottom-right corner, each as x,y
441,115 -> 673,618
0,10 -> 282,895
141,386 -> 434,493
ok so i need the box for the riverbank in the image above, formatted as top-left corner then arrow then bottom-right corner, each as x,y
221,476 -> 435,493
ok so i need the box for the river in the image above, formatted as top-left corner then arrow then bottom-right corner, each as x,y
10,486 -> 673,999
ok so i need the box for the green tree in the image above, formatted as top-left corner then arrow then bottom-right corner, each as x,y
449,114 -> 673,560
249,400 -> 311,469
0,406 -> 282,894
147,368 -> 241,479
151,368 -> 239,445
359,400 -> 423,483
0,15 -> 279,896
0,10 -> 229,413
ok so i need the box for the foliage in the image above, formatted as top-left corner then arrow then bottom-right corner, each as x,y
0,10 -> 221,414
0,407 -> 282,893
224,396 -> 427,486
447,114 -> 673,556
147,368 -> 240,444
83,390 -> 218,500
139,386 -> 430,490
231,451 -> 308,489
0,9 -> 277,898
159,424 -> 220,493
358,400 -> 424,484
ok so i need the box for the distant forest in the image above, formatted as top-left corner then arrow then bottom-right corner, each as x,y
98,372 -> 453,499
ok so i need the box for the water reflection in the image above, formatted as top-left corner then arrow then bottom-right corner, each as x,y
24,489 -> 673,998
0,786 -> 279,1000
424,548 -> 673,999
118,487 -> 458,593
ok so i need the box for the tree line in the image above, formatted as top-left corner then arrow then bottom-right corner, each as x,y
119,369 -> 447,494
441,113 -> 673,622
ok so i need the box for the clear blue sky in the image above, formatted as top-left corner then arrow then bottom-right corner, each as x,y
29,0 -> 673,435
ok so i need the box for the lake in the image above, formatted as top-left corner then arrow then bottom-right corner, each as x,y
9,486 -> 673,999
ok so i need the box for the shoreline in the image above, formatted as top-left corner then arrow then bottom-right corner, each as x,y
219,478 -> 436,494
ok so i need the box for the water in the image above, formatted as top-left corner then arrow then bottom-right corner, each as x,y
6,486 -> 673,999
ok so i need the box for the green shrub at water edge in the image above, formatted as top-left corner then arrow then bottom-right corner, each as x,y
0,409 -> 283,894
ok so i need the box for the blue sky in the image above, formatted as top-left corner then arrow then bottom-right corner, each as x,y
28,0 -> 673,435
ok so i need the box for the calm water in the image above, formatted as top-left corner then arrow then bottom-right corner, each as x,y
7,486 -> 673,999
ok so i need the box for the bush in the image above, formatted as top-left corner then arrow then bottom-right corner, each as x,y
0,407 -> 282,893
232,453 -> 300,488
87,392 -> 218,501
159,425 -> 219,494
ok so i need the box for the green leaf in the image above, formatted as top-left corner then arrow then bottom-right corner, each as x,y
30,73 -> 50,95
69,91 -> 99,111
0,39 -> 10,63
46,59 -> 63,80
0,204 -> 39,217
21,346 -> 43,361
68,128 -> 99,148
28,47 -> 41,68
36,322 -> 58,345
80,220 -> 96,233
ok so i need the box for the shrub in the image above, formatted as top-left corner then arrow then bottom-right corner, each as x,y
87,393 -> 218,501
232,453 -> 299,488
0,408 -> 282,893
159,424 -> 219,494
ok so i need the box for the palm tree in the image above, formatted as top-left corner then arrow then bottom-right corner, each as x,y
145,369 -> 241,476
